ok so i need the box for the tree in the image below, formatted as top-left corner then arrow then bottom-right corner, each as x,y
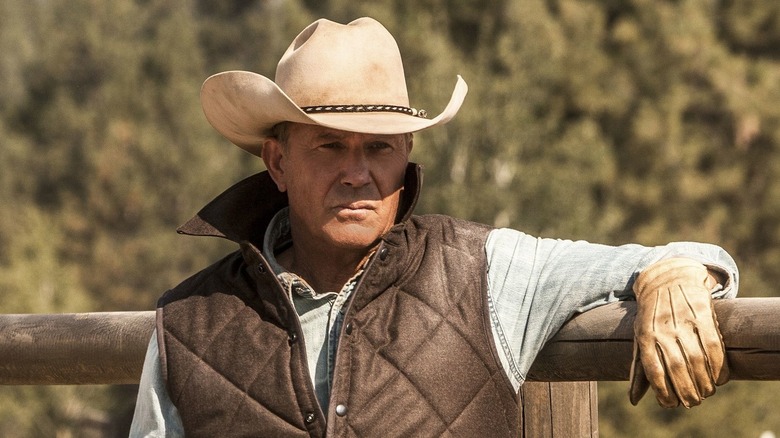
2,0 -> 780,435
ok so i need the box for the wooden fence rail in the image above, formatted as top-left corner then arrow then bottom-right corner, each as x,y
1,297 -> 778,437
528,297 -> 780,382
1,297 -> 778,385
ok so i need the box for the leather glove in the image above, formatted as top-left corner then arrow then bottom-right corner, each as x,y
629,257 -> 729,408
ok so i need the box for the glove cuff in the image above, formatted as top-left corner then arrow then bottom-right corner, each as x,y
633,258 -> 710,298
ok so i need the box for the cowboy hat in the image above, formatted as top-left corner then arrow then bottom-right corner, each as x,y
200,17 -> 468,156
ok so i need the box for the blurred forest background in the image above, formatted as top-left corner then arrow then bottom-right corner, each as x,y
1,0 -> 779,436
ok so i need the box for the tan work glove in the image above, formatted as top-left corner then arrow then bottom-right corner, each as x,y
629,257 -> 729,408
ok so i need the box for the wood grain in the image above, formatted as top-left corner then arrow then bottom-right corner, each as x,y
0,298 -> 777,385
527,298 -> 780,381
0,311 -> 154,385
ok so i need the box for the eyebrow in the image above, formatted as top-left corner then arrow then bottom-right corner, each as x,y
315,132 -> 346,141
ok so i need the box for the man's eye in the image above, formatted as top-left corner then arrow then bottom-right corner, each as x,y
319,142 -> 341,150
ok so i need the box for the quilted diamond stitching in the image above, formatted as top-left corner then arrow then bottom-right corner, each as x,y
349,287 -> 497,430
166,305 -> 305,428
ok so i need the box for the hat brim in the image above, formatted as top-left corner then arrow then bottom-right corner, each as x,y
200,71 -> 468,156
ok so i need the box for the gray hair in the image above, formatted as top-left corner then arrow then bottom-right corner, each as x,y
269,122 -> 291,145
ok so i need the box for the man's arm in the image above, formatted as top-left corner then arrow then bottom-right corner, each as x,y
129,331 -> 184,437
484,228 -> 739,398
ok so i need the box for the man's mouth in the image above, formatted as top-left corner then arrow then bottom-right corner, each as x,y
340,202 -> 374,210
334,202 -> 376,219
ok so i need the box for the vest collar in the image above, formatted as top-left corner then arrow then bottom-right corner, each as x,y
177,163 -> 423,246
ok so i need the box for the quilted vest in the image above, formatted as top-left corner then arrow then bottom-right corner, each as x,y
156,166 -> 519,437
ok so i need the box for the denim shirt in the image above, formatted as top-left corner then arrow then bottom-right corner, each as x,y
129,211 -> 738,437
263,208 -> 370,413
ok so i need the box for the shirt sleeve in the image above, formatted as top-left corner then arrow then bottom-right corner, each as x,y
484,228 -> 739,391
129,330 -> 184,438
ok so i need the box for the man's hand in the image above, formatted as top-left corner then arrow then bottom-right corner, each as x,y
629,258 -> 729,408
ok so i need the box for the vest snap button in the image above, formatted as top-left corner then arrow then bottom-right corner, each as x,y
257,263 -> 266,273
335,404 -> 348,416
304,412 -> 315,424
379,247 -> 389,261
288,331 -> 298,343
344,322 -> 353,335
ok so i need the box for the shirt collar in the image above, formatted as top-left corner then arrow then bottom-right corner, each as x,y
262,207 -> 293,277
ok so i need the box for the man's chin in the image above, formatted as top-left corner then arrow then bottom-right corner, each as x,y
324,224 -> 385,250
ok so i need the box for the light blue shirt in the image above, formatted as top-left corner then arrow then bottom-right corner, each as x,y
129,210 -> 738,436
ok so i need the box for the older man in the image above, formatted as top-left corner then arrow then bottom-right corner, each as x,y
130,17 -> 738,437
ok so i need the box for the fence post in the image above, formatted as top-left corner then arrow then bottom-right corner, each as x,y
520,381 -> 598,437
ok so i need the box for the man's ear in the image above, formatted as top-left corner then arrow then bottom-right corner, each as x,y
261,137 -> 287,192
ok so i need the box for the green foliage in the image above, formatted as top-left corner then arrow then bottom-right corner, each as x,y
1,0 -> 779,435
600,380 -> 780,437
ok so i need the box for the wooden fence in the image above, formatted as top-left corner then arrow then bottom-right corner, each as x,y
1,298 -> 778,436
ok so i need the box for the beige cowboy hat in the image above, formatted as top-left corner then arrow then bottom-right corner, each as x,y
200,17 -> 468,156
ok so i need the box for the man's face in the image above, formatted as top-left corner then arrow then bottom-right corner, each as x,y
263,123 -> 412,252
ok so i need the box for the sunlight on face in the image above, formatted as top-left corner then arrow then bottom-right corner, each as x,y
270,123 -> 412,252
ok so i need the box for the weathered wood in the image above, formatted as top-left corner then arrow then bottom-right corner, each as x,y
527,297 -> 780,381
1,299 -> 776,438
0,298 -> 777,385
520,382 -> 598,438
0,311 -> 155,385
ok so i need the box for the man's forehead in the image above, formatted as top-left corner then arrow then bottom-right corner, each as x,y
291,123 -> 408,143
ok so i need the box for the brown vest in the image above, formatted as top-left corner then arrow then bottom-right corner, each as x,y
157,168 -> 519,437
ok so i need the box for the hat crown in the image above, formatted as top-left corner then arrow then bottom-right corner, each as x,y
275,17 -> 410,108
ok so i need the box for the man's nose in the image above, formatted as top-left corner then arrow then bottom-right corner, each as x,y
340,150 -> 371,187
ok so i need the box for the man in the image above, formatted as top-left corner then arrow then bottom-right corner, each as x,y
130,17 -> 738,437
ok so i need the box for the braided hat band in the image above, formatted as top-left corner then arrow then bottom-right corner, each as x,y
302,104 -> 428,118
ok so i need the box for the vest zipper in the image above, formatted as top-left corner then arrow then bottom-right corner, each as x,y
324,240 -> 384,434
266,259 -> 327,433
